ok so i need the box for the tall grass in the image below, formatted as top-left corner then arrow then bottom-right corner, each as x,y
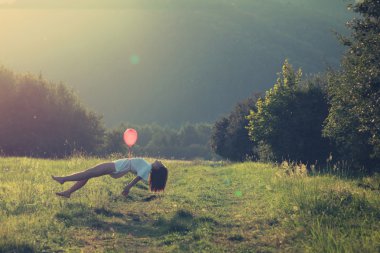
0,157 -> 379,252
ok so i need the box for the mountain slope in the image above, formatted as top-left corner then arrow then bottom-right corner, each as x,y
0,0 -> 353,126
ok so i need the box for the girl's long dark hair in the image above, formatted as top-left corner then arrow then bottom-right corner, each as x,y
149,164 -> 168,192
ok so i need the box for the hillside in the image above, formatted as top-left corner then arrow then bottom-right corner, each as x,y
1,157 -> 379,252
0,0 -> 353,126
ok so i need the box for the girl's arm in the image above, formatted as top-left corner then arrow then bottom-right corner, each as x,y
122,176 -> 142,197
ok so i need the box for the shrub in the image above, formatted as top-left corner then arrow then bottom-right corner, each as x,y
247,60 -> 332,164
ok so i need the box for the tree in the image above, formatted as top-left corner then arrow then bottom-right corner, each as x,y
0,67 -> 104,157
211,117 -> 230,159
211,96 -> 258,161
323,0 -> 380,170
247,60 -> 331,163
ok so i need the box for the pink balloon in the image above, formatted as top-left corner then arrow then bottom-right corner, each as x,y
123,128 -> 138,147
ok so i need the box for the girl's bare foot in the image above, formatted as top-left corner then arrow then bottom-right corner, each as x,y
52,176 -> 65,184
56,191 -> 71,198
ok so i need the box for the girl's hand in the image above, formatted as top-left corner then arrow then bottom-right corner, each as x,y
122,188 -> 130,197
121,176 -> 141,197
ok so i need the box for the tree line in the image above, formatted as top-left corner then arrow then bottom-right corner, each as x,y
101,123 -> 213,160
211,0 -> 380,172
0,69 -> 104,157
0,69 -> 212,159
1,0 -> 378,172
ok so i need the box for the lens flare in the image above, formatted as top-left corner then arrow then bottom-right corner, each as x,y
234,191 -> 242,197
129,54 -> 140,65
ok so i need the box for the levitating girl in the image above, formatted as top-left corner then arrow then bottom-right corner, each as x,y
52,158 -> 168,198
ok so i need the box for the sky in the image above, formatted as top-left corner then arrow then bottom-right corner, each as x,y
0,0 -> 353,127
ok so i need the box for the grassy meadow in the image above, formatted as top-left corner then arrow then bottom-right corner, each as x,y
0,157 -> 379,252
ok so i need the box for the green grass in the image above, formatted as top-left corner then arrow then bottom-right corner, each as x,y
0,157 -> 379,252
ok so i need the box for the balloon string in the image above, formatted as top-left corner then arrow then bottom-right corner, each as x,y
128,146 -> 132,159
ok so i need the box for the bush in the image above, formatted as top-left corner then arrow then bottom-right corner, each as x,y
247,60 -> 332,164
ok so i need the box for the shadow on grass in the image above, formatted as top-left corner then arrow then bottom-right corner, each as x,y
296,188 -> 380,232
154,209 -> 219,234
1,201 -> 38,216
55,203 -> 161,237
110,193 -> 159,203
142,195 -> 158,202
55,204 -> 219,239
0,243 -> 36,253
94,207 -> 124,218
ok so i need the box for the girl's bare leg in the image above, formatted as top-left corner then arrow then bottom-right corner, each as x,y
52,162 -> 116,183
56,180 -> 88,198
